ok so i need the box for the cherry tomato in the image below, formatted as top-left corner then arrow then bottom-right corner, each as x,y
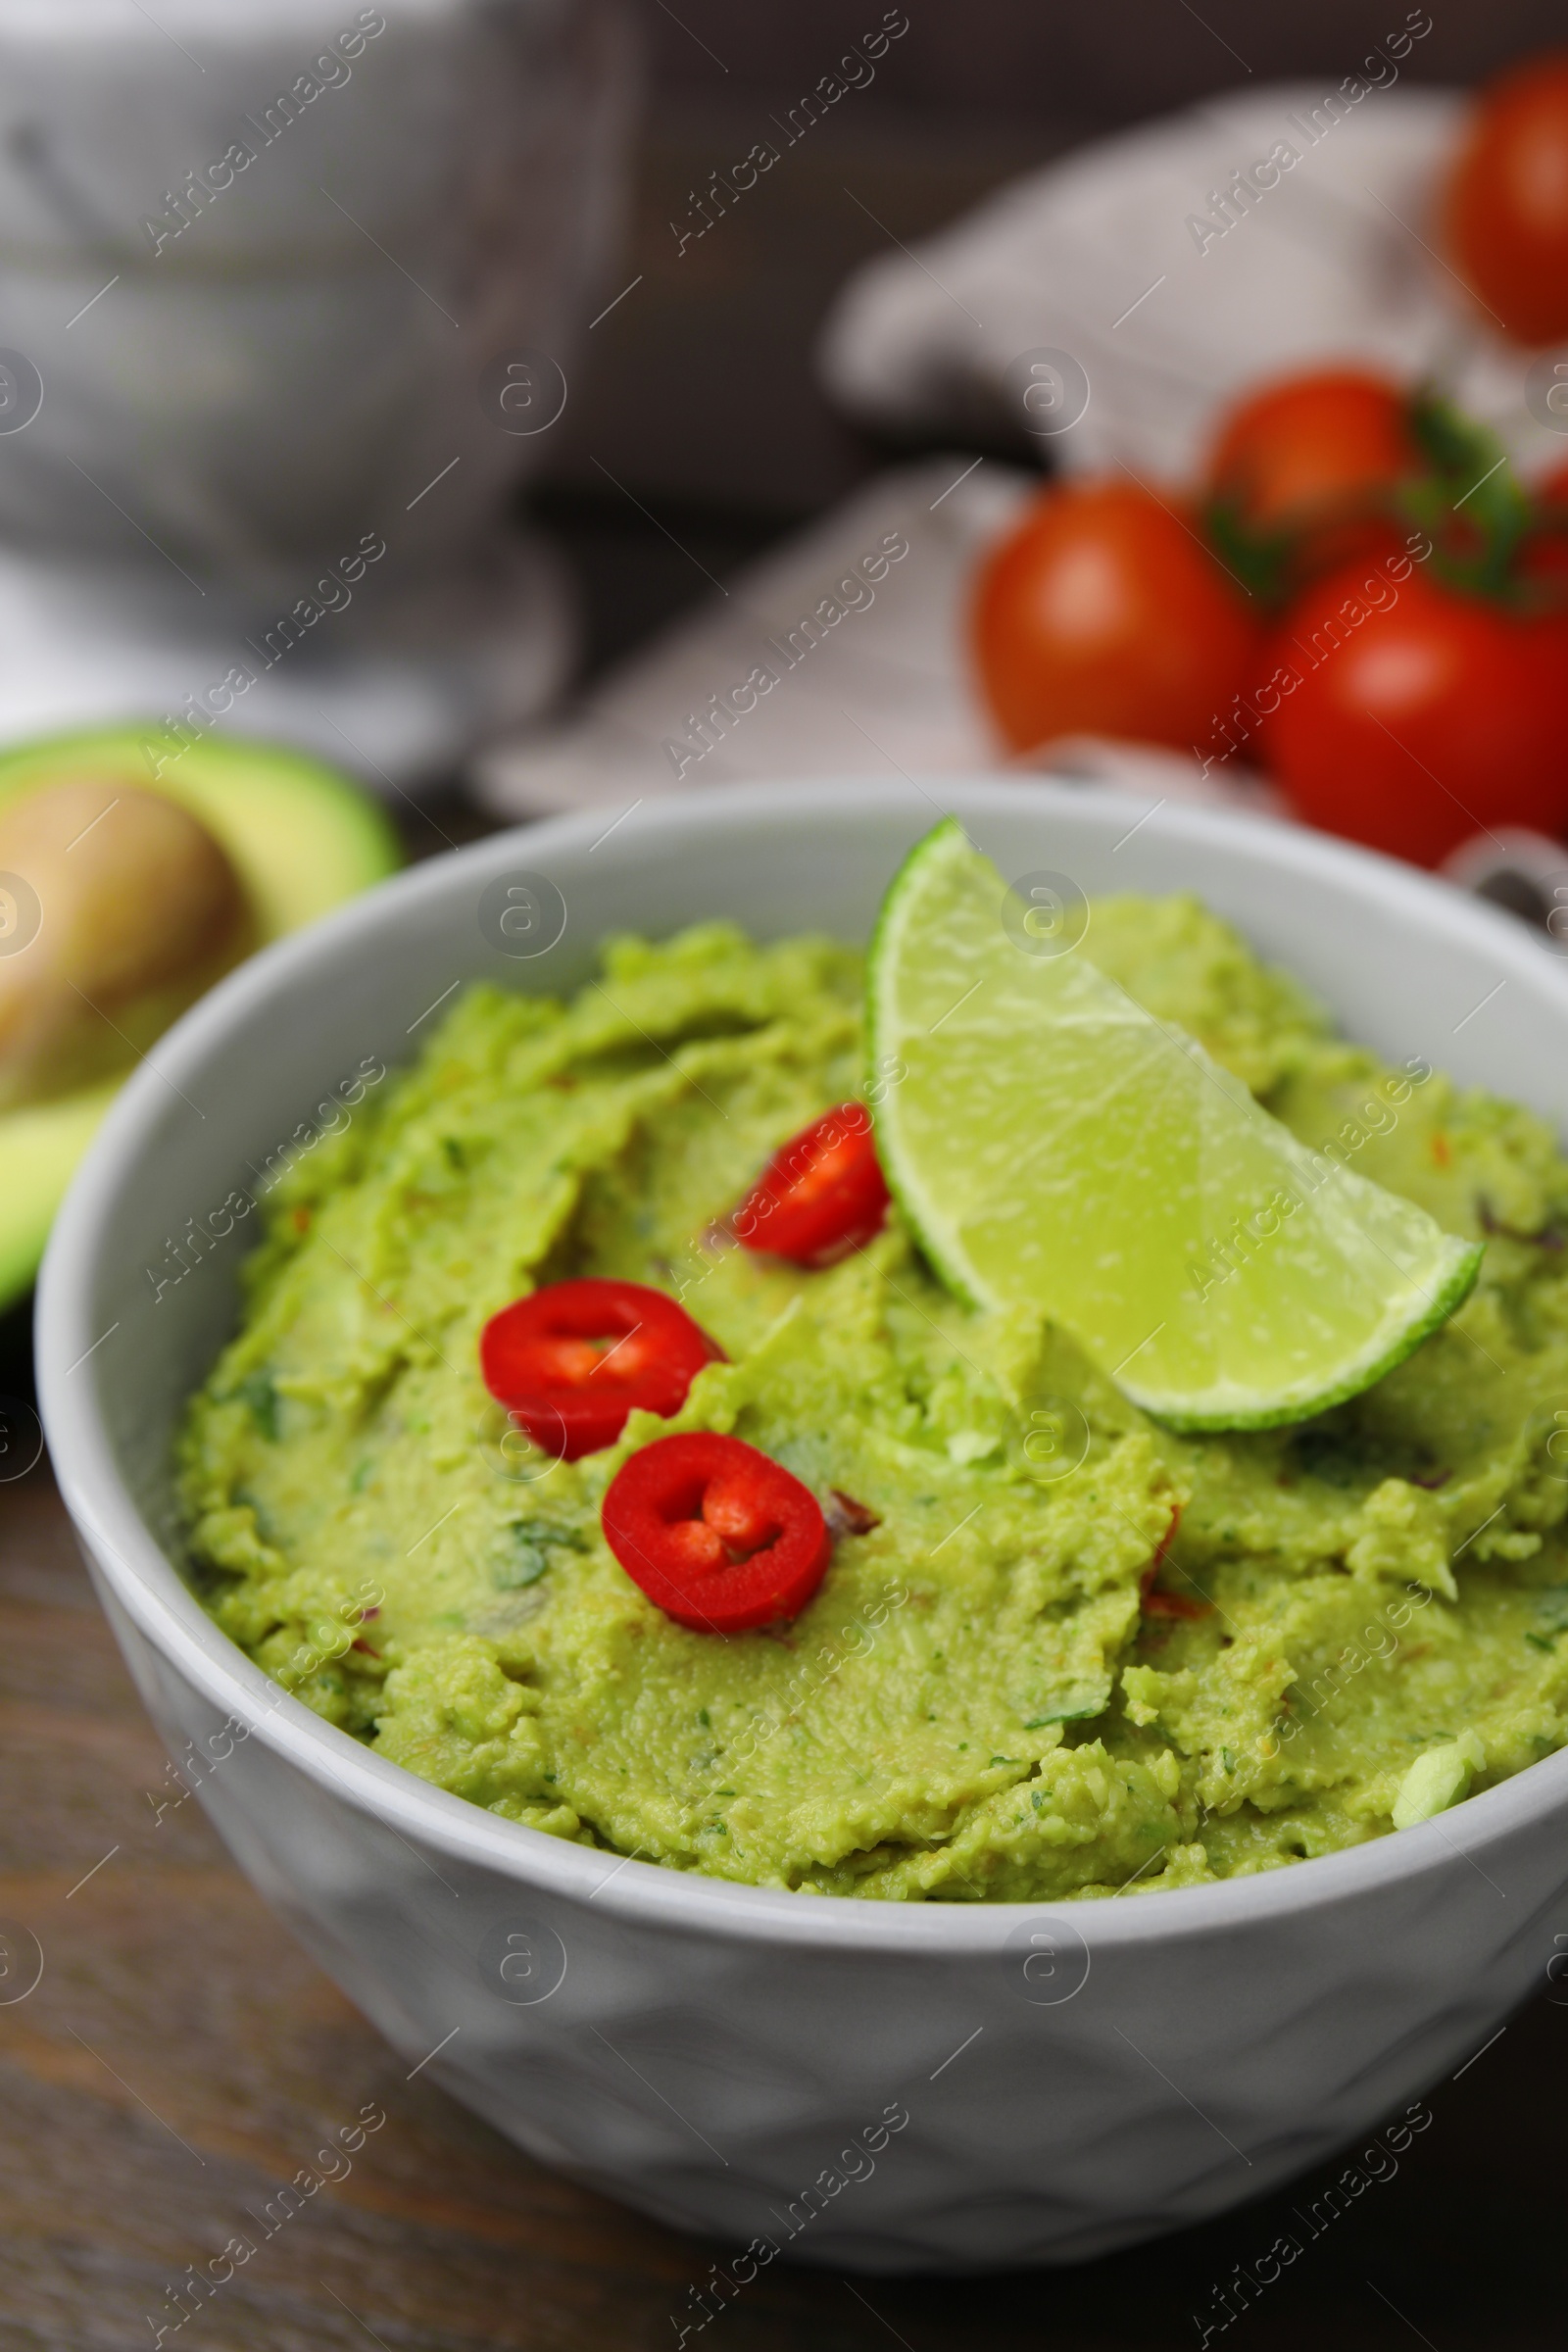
480,1278 -> 722,1462
1257,559 -> 1568,866
1204,368 -> 1415,581
602,1432 -> 831,1632
733,1102 -> 889,1267
1443,51 -> 1568,345
971,481 -> 1262,758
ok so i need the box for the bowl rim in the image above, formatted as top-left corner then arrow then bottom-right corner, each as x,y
36,771 -> 1568,1956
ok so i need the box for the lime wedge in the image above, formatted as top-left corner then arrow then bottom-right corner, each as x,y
866,819 -> 1483,1431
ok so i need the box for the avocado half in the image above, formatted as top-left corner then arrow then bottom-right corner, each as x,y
0,727 -> 401,1314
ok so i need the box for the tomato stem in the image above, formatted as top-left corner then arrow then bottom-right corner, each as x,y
1397,387 -> 1532,604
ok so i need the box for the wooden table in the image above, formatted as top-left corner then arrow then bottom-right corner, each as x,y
4,97 -> 1565,2352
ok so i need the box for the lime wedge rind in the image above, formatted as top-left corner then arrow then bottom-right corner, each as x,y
866,817 -> 1484,1433
1117,1239 -> 1482,1431
866,821 -> 990,1313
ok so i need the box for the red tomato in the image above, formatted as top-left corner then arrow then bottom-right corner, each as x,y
480,1278 -> 722,1461
1443,51 -> 1568,345
1257,560 -> 1568,865
1520,456 -> 1568,599
602,1432 -> 831,1632
971,481 -> 1262,757
1204,368 -> 1415,577
733,1102 -> 889,1267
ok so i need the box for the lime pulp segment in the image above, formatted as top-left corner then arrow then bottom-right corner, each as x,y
865,819 -> 1483,1431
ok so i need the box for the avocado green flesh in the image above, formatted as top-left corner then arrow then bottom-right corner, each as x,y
0,728 -> 399,1312
180,903 -> 1568,1901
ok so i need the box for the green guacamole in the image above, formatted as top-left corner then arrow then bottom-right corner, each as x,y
179,903 -> 1568,1899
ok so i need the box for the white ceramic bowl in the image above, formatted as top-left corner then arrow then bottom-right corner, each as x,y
36,780 -> 1568,2272
0,0 -> 633,772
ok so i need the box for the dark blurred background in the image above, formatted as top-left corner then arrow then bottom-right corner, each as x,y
637,0 -> 1564,128
539,0 -> 1568,677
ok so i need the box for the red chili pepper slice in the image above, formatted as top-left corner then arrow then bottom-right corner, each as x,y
602,1432 -> 832,1632
732,1102 -> 890,1268
1139,1572 -> 1210,1622
1139,1505 -> 1210,1619
480,1279 -> 723,1462
828,1488 -> 882,1536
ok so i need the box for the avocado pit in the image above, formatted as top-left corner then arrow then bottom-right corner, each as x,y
0,778 -> 252,1111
